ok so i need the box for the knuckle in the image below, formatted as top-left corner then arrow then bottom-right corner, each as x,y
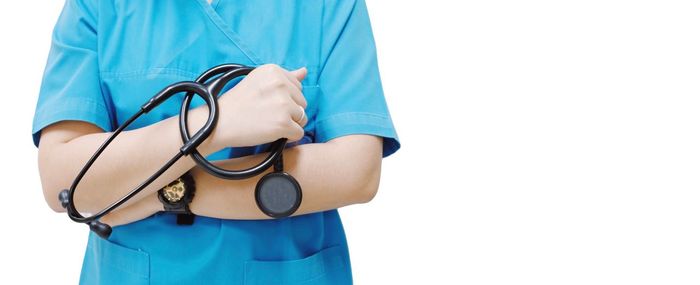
272,94 -> 289,108
251,65 -> 267,76
274,77 -> 287,88
291,127 -> 304,140
259,64 -> 279,72
266,77 -> 285,89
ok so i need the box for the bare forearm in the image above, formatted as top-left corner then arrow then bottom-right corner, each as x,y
190,135 -> 382,219
38,106 -> 220,213
101,135 -> 382,226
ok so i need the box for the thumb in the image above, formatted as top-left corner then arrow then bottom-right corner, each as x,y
289,67 -> 307,82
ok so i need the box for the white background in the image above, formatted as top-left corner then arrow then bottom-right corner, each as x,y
1,0 -> 699,284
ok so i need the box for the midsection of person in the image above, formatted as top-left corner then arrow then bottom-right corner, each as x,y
35,0 -> 399,283
91,0 -> 342,282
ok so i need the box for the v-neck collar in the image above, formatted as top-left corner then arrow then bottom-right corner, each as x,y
193,0 -> 263,66
209,0 -> 221,9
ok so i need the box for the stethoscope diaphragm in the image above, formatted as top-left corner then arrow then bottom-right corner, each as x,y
255,172 -> 302,218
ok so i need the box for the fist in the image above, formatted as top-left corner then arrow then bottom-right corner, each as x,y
215,64 -> 308,147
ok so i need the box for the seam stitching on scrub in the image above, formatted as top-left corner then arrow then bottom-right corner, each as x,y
33,98 -> 108,127
315,111 -> 392,125
100,67 -> 200,79
193,0 -> 263,65
96,67 -> 117,132
31,99 -> 111,147
93,0 -> 115,131
319,0 -> 326,79
318,0 -> 359,75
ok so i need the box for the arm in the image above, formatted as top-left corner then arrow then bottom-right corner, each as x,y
38,65 -> 309,214
193,134 -> 383,219
100,134 -> 383,226
38,107 -> 219,214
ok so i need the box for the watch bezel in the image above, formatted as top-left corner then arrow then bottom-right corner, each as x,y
158,173 -> 196,211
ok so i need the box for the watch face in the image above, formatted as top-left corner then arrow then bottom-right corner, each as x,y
163,178 -> 186,203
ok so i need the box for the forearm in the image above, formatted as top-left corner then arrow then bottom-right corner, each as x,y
38,106 -> 221,213
101,135 -> 382,226
191,136 -> 382,219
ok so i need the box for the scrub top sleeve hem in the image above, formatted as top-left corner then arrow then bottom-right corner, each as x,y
31,97 -> 112,147
315,112 -> 400,158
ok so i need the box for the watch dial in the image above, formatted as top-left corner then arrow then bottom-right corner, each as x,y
163,179 -> 185,203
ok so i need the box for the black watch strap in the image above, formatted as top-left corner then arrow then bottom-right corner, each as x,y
161,202 -> 191,213
176,213 -> 195,225
158,172 -> 196,225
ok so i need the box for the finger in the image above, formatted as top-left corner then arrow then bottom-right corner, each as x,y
289,67 -> 307,81
287,103 -> 307,127
284,103 -> 306,128
297,111 -> 308,128
282,73 -> 302,91
284,67 -> 306,90
293,105 -> 308,128
285,84 -> 307,109
285,120 -> 305,142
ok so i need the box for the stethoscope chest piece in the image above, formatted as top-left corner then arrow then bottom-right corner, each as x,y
255,154 -> 302,218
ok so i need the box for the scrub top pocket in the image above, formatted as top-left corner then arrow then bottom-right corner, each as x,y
80,232 -> 150,285
243,245 -> 351,285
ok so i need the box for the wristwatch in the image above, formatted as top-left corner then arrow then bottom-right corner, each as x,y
158,172 -> 196,224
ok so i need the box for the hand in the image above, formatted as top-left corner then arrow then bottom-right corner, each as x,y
212,64 -> 308,148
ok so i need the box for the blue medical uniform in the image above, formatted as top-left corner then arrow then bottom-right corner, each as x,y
32,0 -> 400,284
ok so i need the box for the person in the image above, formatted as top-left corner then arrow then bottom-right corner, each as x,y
32,0 -> 400,284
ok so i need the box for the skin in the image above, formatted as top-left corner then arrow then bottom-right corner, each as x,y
38,64 -> 383,226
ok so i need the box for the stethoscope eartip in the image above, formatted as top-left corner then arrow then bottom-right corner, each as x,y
88,221 -> 112,239
58,189 -> 70,209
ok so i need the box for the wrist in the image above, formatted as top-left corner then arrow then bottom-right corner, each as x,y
187,106 -> 225,154
149,191 -> 164,214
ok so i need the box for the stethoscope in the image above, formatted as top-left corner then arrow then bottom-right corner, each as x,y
58,64 -> 303,239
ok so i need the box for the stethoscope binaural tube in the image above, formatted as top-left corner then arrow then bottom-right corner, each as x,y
58,64 -> 302,239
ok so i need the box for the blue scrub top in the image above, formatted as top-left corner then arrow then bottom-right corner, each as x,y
32,0 -> 400,284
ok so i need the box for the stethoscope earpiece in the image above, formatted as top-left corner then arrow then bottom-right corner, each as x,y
59,189 -> 70,209
88,221 -> 112,239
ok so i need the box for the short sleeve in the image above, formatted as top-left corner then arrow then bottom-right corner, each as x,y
316,0 -> 400,157
31,0 -> 112,147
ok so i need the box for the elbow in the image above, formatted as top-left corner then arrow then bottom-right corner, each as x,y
355,182 -> 379,204
39,164 -> 103,214
351,162 -> 382,204
41,181 -> 67,213
39,171 -> 98,214
38,151 -> 67,213
39,169 -> 67,213
48,198 -> 67,213
37,122 -> 106,214
328,134 -> 385,205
